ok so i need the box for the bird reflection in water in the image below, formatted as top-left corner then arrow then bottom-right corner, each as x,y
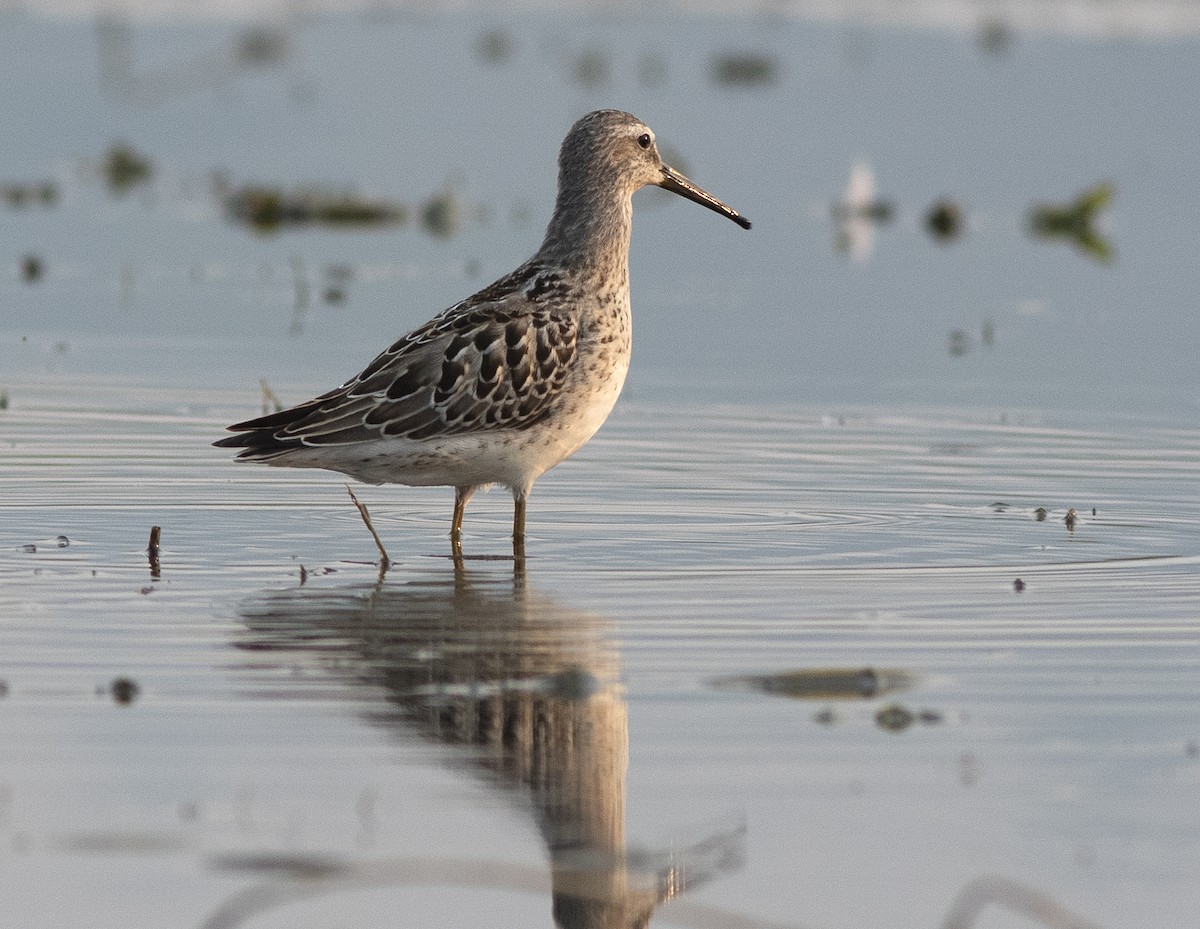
208,561 -> 749,929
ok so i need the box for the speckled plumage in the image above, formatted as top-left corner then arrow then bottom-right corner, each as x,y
216,109 -> 750,548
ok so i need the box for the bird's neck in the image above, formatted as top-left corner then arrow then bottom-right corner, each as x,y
535,185 -> 633,288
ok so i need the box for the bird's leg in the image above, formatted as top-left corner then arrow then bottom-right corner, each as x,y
511,489 -> 529,571
451,485 -> 475,555
512,490 -> 527,546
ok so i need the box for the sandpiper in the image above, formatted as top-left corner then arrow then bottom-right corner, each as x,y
216,109 -> 750,551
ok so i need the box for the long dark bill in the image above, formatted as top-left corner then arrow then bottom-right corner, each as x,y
659,164 -> 751,230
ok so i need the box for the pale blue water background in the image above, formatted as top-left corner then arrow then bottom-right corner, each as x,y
1,5 -> 1199,929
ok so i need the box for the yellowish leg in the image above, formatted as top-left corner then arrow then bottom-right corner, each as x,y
451,485 -> 475,545
511,491 -> 528,571
512,493 -> 527,545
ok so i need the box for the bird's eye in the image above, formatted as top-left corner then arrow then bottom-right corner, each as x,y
637,133 -> 652,150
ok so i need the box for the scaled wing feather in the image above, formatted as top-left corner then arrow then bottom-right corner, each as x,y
218,286 -> 579,456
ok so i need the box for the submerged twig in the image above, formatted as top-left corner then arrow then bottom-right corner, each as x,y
147,525 -> 161,578
259,379 -> 283,414
346,486 -> 390,573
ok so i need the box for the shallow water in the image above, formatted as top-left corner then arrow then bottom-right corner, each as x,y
2,6 -> 1200,929
3,382 -> 1198,928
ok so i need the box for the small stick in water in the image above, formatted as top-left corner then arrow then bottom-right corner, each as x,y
259,379 -> 283,414
346,486 -> 390,572
148,525 -> 161,578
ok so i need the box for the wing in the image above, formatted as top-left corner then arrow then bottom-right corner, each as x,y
215,290 -> 578,457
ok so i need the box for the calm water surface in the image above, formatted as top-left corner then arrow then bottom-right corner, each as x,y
2,6 -> 1199,929
2,384 -> 1198,928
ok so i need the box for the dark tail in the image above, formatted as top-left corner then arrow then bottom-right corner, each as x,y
214,403 -> 320,459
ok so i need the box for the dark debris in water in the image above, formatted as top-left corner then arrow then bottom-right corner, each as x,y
875,703 -> 914,731
876,703 -> 945,733
925,198 -> 966,243
18,535 -> 68,552
977,17 -> 1016,55
104,143 -> 154,195
1,181 -> 58,208
110,677 -> 140,705
226,185 -> 407,234
476,28 -> 516,64
21,254 -> 44,283
212,851 -> 346,878
712,666 -> 915,700
235,27 -> 290,67
148,525 -> 161,578
420,188 -> 465,238
1029,506 -> 1082,531
710,51 -> 778,87
948,329 -> 971,357
1028,181 -> 1115,263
